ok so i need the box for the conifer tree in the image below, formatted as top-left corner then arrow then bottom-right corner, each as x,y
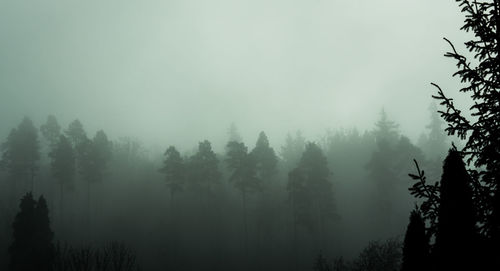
9,193 -> 54,271
433,149 -> 476,270
49,135 -> 76,225
160,146 -> 185,206
401,207 -> 429,271
250,132 -> 278,183
187,140 -> 221,194
40,115 -> 61,149
1,117 -> 40,193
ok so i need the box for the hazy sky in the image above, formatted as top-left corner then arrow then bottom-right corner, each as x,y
0,0 -> 471,152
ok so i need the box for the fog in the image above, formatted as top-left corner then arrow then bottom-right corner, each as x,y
0,0 -> 470,151
0,1 -> 482,271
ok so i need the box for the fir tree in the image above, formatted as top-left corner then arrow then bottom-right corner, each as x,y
160,146 -> 185,207
401,207 -> 429,271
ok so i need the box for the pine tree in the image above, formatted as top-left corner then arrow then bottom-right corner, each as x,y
160,146 -> 185,207
250,132 -> 278,183
1,117 -> 40,193
49,135 -> 76,226
401,207 -> 429,271
40,115 -> 61,148
33,196 -> 55,271
287,143 -> 335,248
187,140 -> 221,194
225,140 -> 259,256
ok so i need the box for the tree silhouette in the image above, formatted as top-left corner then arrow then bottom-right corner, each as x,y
1,117 -> 40,193
49,135 -> 76,226
281,131 -> 306,172
160,146 -> 185,207
40,115 -> 61,149
401,207 -> 429,271
287,143 -> 335,250
186,140 -> 221,195
225,140 -> 259,255
9,193 -> 54,271
433,149 -> 477,270
65,119 -> 87,148
430,1 -> 500,265
250,131 -> 278,183
78,130 -> 112,238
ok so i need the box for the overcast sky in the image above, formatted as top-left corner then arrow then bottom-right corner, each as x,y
0,0 -> 471,152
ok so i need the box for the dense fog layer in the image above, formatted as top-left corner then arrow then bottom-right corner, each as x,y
0,1 -> 485,271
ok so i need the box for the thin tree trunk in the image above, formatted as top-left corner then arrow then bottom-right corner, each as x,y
242,188 -> 248,259
60,182 -> 64,230
87,180 -> 91,242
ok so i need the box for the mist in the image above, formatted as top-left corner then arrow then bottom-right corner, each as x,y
0,1 -> 490,271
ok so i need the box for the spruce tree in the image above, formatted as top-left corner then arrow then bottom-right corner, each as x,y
9,193 -> 54,271
401,207 -> 429,271
433,149 -> 476,270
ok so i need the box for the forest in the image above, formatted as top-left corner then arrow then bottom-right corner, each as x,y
2,0 -> 500,270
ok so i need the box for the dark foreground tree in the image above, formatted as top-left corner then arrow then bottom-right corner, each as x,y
9,193 -> 54,271
401,207 -> 429,271
430,1 -> 500,267
433,149 -> 477,270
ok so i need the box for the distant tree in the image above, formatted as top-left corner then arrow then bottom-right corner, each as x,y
401,207 -> 429,271
186,140 -> 221,195
40,115 -> 61,148
281,131 -> 306,171
366,110 -> 401,233
288,143 -> 335,248
9,193 -> 54,271
433,149 -> 477,270
420,103 -> 448,161
65,119 -> 87,148
160,146 -> 185,207
250,132 -> 278,183
78,130 -> 112,236
1,117 -> 40,192
49,135 -> 76,225
228,122 -> 243,143
225,140 -> 259,254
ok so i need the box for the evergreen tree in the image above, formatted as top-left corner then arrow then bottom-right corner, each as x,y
281,131 -> 306,172
160,146 -> 185,206
430,2 -> 500,266
33,196 -> 55,271
250,132 -> 278,183
433,149 -> 476,270
49,135 -> 76,225
287,143 -> 335,247
1,117 -> 40,192
40,115 -> 61,148
401,207 -> 429,271
64,119 -> 87,148
9,193 -> 54,271
187,140 -> 221,194
225,140 -> 259,255
366,110 -> 399,232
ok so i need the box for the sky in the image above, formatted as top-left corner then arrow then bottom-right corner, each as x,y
0,0 -> 472,152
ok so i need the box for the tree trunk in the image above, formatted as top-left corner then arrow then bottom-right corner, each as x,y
242,188 -> 248,259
